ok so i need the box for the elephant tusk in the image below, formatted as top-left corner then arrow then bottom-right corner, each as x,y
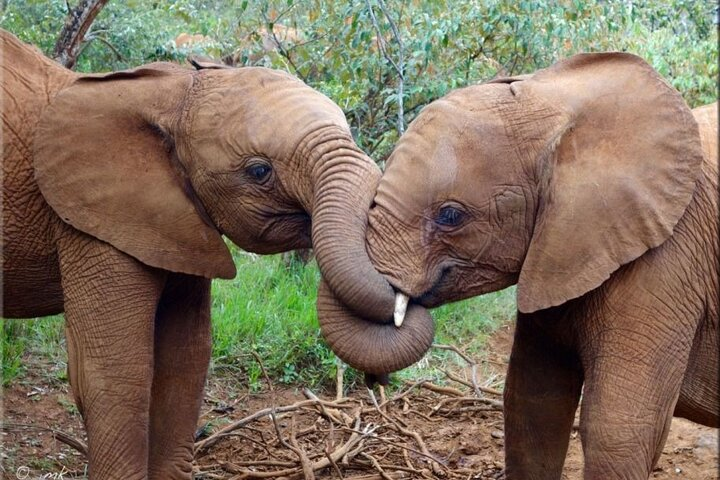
394,292 -> 410,327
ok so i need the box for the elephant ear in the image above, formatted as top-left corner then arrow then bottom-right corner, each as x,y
512,53 -> 703,313
188,55 -> 231,70
33,64 -> 236,279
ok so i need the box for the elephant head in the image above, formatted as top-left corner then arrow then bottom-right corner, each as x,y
317,52 -> 703,375
32,61 -> 391,313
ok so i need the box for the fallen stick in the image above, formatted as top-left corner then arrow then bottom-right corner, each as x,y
192,470 -> 226,480
445,405 -> 502,415
214,460 -> 295,470
336,357 -> 346,401
214,431 -> 283,459
343,474 -> 410,480
227,415 -> 370,480
346,400 -> 446,479
360,452 -> 394,480
251,351 -> 275,393
324,443 -> 345,479
414,381 -> 465,397
376,379 -> 430,409
353,460 -> 426,476
444,370 -> 503,396
1,422 -> 87,456
431,343 -> 475,364
403,409 -> 440,423
303,388 -> 351,424
195,397 -> 354,452
430,396 -> 504,414
286,417 -> 315,480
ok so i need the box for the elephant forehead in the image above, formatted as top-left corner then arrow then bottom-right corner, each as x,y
378,97 -> 517,215
189,69 -> 350,164
229,68 -> 346,119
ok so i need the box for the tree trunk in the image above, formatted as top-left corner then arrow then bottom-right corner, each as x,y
53,0 -> 110,69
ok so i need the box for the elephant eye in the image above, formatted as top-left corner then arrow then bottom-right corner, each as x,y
246,162 -> 272,183
436,205 -> 465,227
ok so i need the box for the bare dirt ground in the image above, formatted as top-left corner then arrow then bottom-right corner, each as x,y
2,323 -> 718,479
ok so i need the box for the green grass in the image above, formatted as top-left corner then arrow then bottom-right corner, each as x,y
1,315 -> 66,386
209,250 -> 335,389
2,248 -> 516,389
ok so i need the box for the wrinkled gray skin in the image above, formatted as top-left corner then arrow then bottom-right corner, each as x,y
318,53 -> 719,480
2,29 -> 387,479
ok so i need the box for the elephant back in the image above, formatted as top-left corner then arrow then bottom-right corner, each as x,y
1,30 -> 76,138
693,103 -> 718,171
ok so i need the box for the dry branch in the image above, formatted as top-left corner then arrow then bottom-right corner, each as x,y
360,452 -> 394,480
194,347 -> 509,479
227,416 -> 372,479
303,387 -> 351,425
444,370 -> 503,397
431,343 -> 475,364
2,422 -> 87,456
430,396 -> 503,415
195,397 -> 355,453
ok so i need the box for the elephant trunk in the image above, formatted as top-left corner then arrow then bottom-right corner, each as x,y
310,134 -> 395,322
309,132 -> 435,374
317,279 -> 434,375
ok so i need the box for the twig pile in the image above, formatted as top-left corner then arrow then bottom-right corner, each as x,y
193,344 -> 506,479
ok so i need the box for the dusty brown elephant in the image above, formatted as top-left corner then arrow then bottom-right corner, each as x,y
316,53 -> 719,479
1,29 -> 384,479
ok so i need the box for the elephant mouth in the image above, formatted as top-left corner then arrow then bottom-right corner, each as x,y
414,264 -> 519,308
379,264 -> 453,310
279,211 -> 312,248
415,285 -> 447,309
251,211 -> 312,253
411,264 -> 454,309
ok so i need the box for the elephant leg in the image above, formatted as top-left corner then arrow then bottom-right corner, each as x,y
58,231 -> 166,480
148,274 -> 212,479
504,312 -> 583,480
578,322 -> 691,480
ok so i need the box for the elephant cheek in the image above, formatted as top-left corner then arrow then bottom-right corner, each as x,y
366,211 -> 427,296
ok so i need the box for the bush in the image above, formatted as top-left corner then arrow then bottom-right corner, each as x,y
2,0 -> 716,160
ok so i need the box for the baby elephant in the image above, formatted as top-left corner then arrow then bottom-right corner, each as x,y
2,29 -> 384,479
317,53 -> 718,479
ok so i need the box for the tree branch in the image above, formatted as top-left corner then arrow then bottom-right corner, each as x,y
365,0 -> 405,135
53,0 -> 110,69
81,33 -> 124,61
260,8 -> 308,83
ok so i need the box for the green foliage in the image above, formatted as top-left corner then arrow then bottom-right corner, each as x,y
1,319 -> 27,385
2,0 -> 716,159
0,0 -> 66,52
1,316 -> 65,386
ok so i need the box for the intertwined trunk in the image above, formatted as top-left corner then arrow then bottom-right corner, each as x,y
309,137 -> 434,375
